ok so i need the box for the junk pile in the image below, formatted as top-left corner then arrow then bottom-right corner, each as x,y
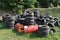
2,14 -> 15,29
0,10 -> 60,37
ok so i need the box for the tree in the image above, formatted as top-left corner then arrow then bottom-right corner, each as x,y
23,0 -> 36,9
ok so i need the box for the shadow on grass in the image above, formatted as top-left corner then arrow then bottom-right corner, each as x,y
0,22 -> 14,30
29,32 -> 47,38
12,29 -> 45,38
0,22 -> 5,30
12,29 -> 24,36
12,29 -> 39,38
29,32 -> 40,38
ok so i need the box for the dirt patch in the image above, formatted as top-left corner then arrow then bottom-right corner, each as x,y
0,9 -> 11,16
0,16 -> 2,20
0,9 -> 11,20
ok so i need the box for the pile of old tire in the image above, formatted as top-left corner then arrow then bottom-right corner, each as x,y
37,25 -> 50,37
2,14 -> 15,29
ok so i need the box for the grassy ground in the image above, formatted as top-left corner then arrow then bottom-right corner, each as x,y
0,9 -> 60,40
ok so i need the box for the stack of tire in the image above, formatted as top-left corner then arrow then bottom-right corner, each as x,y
25,11 -> 35,25
3,14 -> 15,29
15,14 -> 25,25
33,10 -> 40,18
37,25 -> 50,37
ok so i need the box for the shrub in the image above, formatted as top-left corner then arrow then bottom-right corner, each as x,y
0,0 -> 36,14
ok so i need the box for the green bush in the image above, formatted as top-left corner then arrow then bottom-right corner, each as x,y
0,0 -> 36,14
0,0 -> 59,13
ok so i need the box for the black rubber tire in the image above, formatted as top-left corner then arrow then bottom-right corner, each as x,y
48,23 -> 55,27
25,20 -> 35,25
33,10 -> 40,18
36,18 -> 46,25
2,14 -> 13,21
25,13 -> 35,25
48,23 -> 56,33
54,18 -> 58,21
21,13 -> 26,18
15,18 -> 25,25
57,21 -> 60,26
54,20 -> 60,27
4,20 -> 15,29
25,17 -> 35,25
54,21 -> 58,26
37,25 -> 50,37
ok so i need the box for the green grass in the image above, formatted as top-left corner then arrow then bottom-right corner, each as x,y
0,9 -> 60,40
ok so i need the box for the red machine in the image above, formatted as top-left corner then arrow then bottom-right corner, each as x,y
24,25 -> 38,33
14,23 -> 24,32
15,23 -> 38,33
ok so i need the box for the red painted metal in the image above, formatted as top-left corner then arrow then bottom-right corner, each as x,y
24,25 -> 38,33
14,23 -> 24,32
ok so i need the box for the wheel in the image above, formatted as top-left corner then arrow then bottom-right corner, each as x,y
25,17 -> 35,25
48,23 -> 56,33
37,25 -> 50,37
2,14 -> 12,21
3,14 -> 15,29
15,18 -> 25,25
33,10 -> 40,18
48,23 -> 55,27
54,18 -> 58,21
36,18 -> 46,25
57,21 -> 60,26
25,12 -> 35,25
4,21 -> 15,29
54,20 -> 60,27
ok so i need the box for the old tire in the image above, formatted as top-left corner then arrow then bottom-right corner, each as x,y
4,21 -> 15,29
54,20 -> 60,27
48,23 -> 55,27
37,25 -> 50,37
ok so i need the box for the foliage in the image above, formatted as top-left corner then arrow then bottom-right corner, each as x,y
0,0 -> 60,13
0,0 -> 37,14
